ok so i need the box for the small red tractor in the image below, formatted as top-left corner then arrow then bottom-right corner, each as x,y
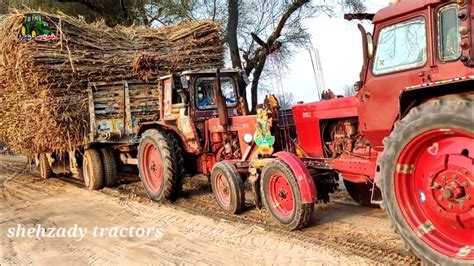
136,69 -> 322,230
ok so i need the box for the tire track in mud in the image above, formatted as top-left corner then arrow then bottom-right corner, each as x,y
102,180 -> 419,264
101,188 -> 363,264
0,158 -> 418,264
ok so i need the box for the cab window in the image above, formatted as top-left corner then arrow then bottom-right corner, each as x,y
438,5 -> 461,61
195,77 -> 237,110
373,17 -> 427,75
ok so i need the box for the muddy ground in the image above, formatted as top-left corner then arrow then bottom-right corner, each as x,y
0,156 -> 418,264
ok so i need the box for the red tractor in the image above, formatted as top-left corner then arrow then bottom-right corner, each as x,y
290,0 -> 472,264
136,0 -> 472,264
137,69 -> 322,230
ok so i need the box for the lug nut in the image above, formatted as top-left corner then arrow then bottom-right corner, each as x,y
448,204 -> 454,209
460,204 -> 465,209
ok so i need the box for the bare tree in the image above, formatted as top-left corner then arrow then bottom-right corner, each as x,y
343,84 -> 356,96
276,92 -> 296,109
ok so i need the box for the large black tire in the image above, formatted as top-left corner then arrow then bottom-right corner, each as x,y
168,133 -> 185,197
38,154 -> 53,179
100,148 -> 117,187
261,159 -> 313,231
211,161 -> 245,214
343,179 -> 379,208
380,94 -> 473,265
82,149 -> 105,190
138,129 -> 182,202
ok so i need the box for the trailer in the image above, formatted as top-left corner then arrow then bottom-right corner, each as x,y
36,79 -> 160,189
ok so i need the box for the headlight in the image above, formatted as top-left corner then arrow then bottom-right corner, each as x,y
243,133 -> 253,144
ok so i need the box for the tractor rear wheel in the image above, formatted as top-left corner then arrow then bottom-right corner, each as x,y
211,161 -> 245,214
138,129 -> 182,202
100,148 -> 117,187
82,149 -> 104,190
380,94 -> 473,265
38,154 -> 53,179
343,179 -> 379,208
261,159 -> 313,230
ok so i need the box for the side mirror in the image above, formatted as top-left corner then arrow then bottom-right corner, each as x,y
366,33 -> 374,59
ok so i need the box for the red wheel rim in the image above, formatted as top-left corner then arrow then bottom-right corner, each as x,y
268,171 -> 294,218
141,140 -> 163,193
215,172 -> 231,207
395,129 -> 474,259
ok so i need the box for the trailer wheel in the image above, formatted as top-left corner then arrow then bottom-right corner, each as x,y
82,149 -> 105,190
38,154 -> 53,179
211,161 -> 245,214
343,179 -> 379,208
380,94 -> 473,265
261,159 -> 313,230
138,129 -> 181,202
100,148 -> 117,187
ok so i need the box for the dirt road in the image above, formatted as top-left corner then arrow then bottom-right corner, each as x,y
0,156 -> 418,264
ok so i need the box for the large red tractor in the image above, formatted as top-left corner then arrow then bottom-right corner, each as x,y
290,0 -> 473,264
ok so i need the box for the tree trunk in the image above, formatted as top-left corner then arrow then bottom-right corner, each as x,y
227,0 -> 249,112
250,56 -> 267,113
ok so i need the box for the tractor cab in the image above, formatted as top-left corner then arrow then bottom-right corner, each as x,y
139,69 -> 247,155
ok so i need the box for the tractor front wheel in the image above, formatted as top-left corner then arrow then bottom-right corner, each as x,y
211,161 -> 245,214
261,159 -> 313,230
380,94 -> 473,265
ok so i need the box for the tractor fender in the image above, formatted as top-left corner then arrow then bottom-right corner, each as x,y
274,152 -> 317,204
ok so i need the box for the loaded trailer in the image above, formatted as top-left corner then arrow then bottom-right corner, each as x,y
36,79 -> 160,189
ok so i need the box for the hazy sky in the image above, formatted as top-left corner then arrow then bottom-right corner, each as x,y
278,1 -> 388,102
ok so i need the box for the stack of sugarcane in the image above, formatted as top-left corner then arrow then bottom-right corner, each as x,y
0,11 -> 224,154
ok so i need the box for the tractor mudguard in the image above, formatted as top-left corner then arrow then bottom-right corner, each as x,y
274,152 -> 317,204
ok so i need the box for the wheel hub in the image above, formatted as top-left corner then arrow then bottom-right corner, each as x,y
269,173 -> 294,217
278,190 -> 287,199
426,167 -> 473,227
141,141 -> 163,193
215,173 -> 231,206
395,129 -> 474,259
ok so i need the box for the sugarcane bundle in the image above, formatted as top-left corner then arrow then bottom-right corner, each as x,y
0,11 -> 224,154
